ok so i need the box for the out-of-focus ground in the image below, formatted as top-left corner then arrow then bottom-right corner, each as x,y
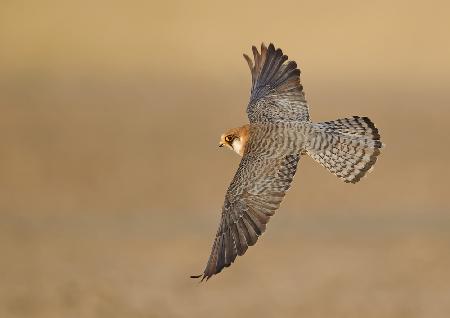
1,1 -> 450,317
2,212 -> 450,318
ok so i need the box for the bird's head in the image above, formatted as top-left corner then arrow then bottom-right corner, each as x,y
219,125 -> 249,156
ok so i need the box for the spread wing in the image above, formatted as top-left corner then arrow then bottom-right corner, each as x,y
244,43 -> 309,123
192,153 -> 300,281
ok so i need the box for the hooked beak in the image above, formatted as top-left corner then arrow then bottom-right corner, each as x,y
219,143 -> 224,147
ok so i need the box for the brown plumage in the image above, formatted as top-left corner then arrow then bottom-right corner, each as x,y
192,43 -> 383,281
219,125 -> 249,156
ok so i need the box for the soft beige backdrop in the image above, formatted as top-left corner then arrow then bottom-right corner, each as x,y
1,1 -> 449,317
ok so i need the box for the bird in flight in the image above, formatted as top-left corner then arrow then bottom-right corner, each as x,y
191,43 -> 382,281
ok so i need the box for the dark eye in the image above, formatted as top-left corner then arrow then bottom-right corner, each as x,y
225,135 -> 233,142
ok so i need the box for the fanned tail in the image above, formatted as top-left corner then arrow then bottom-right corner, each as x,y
306,116 -> 383,183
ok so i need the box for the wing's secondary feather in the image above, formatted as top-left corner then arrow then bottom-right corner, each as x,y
194,154 -> 300,281
244,43 -> 309,123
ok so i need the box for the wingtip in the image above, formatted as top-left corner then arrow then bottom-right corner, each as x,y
252,45 -> 259,57
243,53 -> 253,69
190,273 -> 213,283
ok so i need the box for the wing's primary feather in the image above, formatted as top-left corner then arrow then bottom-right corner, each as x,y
193,153 -> 300,281
244,43 -> 309,123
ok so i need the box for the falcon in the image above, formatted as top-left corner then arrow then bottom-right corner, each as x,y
191,43 -> 382,281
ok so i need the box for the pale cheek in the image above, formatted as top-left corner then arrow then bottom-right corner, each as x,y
232,140 -> 242,155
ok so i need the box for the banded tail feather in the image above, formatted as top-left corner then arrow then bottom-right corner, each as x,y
306,116 -> 382,183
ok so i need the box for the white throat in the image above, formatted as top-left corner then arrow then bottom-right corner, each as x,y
231,138 -> 243,156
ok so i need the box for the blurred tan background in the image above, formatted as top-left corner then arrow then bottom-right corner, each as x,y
1,0 -> 450,317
